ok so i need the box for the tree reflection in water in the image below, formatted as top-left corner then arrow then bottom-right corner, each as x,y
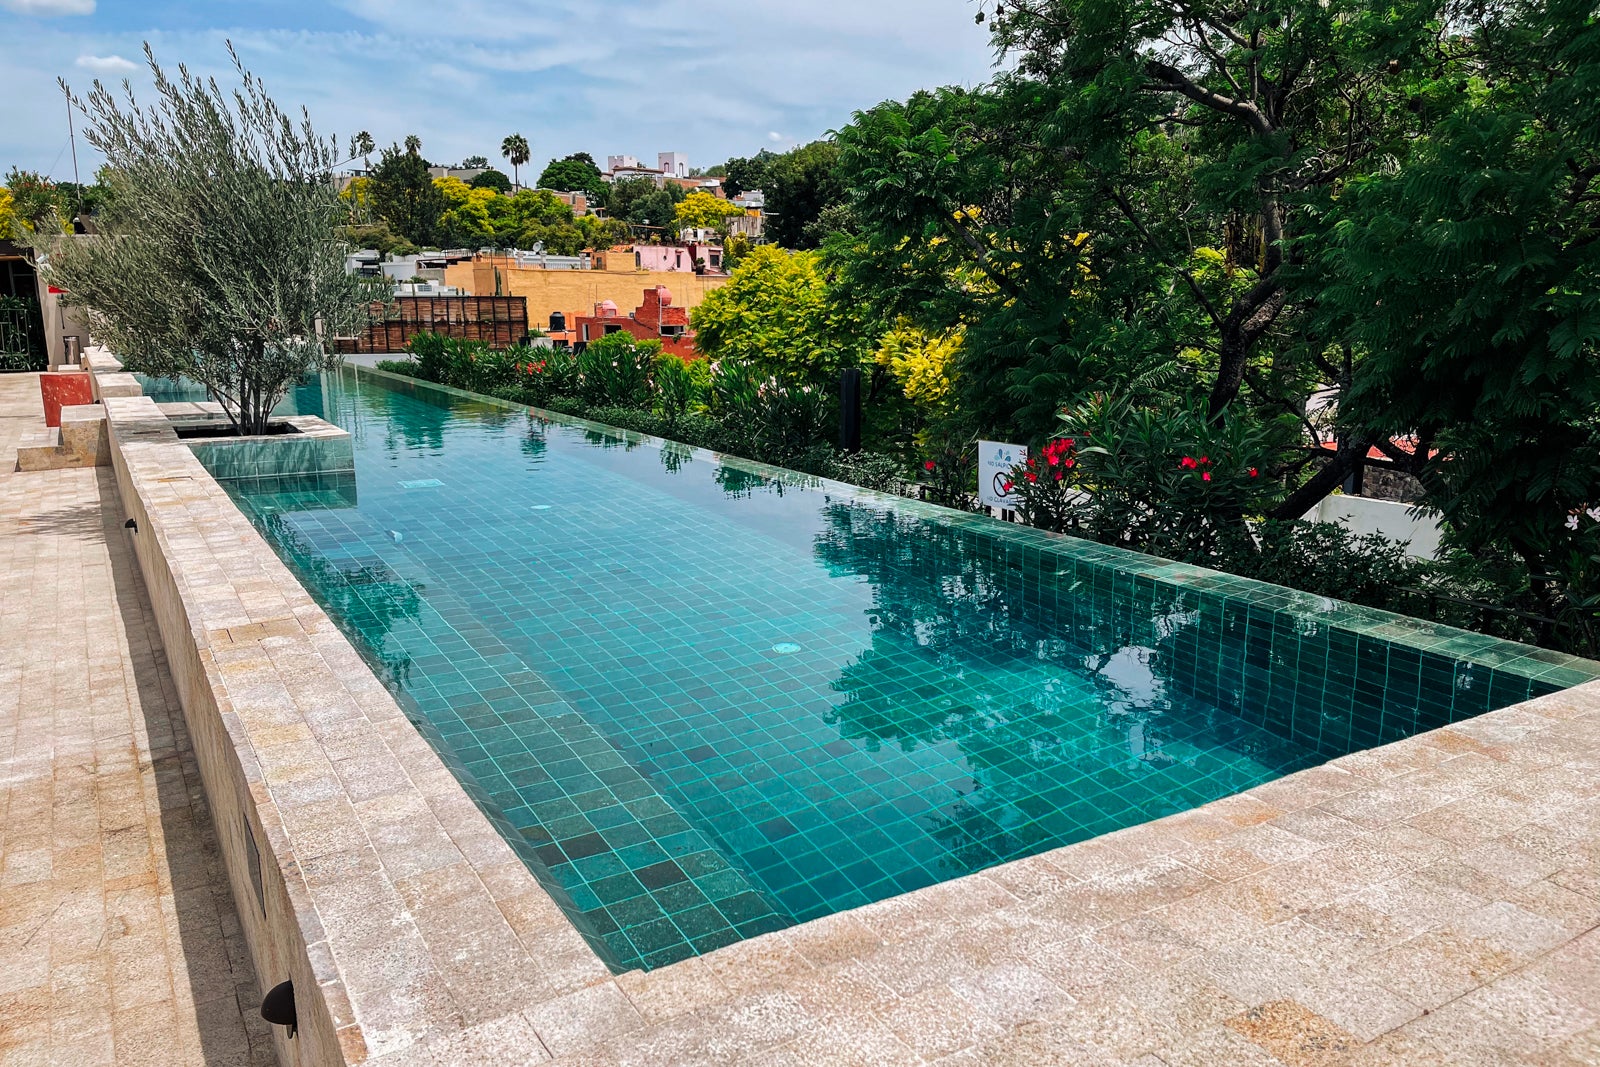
813,502 -> 1313,870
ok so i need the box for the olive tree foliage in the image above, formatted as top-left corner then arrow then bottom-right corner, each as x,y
35,44 -> 385,434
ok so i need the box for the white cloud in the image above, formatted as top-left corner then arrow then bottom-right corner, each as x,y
75,54 -> 138,75
1,2 -> 999,177
768,132 -> 785,142
1,0 -> 94,14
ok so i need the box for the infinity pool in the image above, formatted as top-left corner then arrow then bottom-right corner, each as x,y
203,367 -> 1594,971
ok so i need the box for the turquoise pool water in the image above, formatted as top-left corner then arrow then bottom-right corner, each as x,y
204,368 -> 1594,972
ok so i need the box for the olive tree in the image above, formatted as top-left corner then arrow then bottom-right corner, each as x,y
37,44 -> 384,434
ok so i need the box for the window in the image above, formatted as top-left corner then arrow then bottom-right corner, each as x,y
604,323 -> 623,334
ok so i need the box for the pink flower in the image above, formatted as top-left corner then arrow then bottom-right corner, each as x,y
1002,480 -> 1014,492
1202,471 -> 1212,482
924,460 -> 936,471
1180,456 -> 1197,470
1201,455 -> 1211,466
1025,471 -> 1038,483
1248,467 -> 1258,478
1053,470 -> 1063,481
1064,458 -> 1075,469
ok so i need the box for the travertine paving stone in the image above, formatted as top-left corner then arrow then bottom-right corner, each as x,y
0,375 -> 274,1066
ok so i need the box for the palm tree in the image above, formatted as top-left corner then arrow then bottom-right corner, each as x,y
501,133 -> 530,190
404,134 -> 422,157
352,130 -> 374,171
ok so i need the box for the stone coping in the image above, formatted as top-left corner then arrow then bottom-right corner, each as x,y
95,355 -> 1600,1065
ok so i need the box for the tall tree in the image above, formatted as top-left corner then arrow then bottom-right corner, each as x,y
536,154 -> 606,200
36,44 -> 385,434
351,129 -> 375,169
501,133 -> 530,189
1316,0 -> 1600,610
764,141 -> 846,249
721,150 -> 777,198
369,142 -> 447,246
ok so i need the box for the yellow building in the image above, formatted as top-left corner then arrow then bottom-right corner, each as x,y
445,255 -> 727,332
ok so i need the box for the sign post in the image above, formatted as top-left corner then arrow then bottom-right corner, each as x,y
978,440 -> 1027,515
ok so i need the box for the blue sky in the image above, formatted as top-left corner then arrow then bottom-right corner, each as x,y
1,0 -> 1001,180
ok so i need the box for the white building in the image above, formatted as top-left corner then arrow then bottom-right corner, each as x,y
658,152 -> 690,178
606,154 -> 641,173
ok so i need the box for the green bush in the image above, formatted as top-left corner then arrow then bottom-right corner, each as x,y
573,332 -> 657,408
1243,520 -> 1430,611
651,353 -> 706,429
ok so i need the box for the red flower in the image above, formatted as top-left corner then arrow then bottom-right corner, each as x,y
1180,456 -> 1197,470
1064,458 -> 1075,468
1201,455 -> 1211,465
924,460 -> 936,471
1053,470 -> 1064,481
1202,471 -> 1212,482
1028,458 -> 1037,469
1002,480 -> 1014,492
1047,453 -> 1059,466
1248,467 -> 1259,478
1025,471 -> 1039,483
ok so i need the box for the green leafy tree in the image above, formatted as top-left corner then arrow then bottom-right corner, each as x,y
369,142 -> 446,246
434,176 -> 506,245
461,154 -> 490,169
721,150 -> 777,198
764,141 -> 846,249
690,245 -> 869,386
605,177 -> 685,230
536,154 -> 606,200
1317,0 -> 1600,622
469,168 -> 511,193
36,44 -> 386,434
501,133 -> 530,188
4,169 -> 68,233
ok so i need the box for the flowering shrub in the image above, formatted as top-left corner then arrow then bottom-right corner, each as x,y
1058,394 -> 1286,561
1003,437 -> 1084,532
918,437 -> 979,510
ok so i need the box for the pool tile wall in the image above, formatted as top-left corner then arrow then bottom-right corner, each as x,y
959,528 -> 1591,759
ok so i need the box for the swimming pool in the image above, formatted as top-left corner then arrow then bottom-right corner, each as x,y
201,366 -> 1598,972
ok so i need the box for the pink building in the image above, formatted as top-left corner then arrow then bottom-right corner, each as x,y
613,243 -> 723,274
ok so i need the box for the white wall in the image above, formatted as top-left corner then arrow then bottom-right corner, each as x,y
1303,494 -> 1444,559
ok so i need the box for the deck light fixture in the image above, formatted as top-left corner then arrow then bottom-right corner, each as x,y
261,980 -> 297,1037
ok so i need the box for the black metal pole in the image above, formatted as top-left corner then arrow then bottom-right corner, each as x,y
839,367 -> 863,453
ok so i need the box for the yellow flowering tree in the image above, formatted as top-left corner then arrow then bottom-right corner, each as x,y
674,190 -> 744,233
873,322 -> 961,422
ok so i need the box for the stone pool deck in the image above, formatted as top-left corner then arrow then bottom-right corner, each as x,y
8,363 -> 1600,1067
0,373 -> 275,1065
